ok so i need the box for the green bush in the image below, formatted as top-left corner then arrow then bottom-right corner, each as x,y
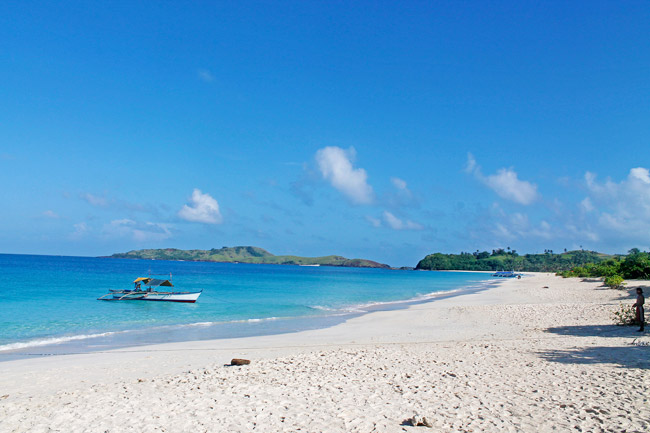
604,275 -> 625,289
596,258 -> 622,277
619,252 -> 650,279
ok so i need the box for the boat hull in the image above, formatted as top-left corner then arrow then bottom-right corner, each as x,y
104,290 -> 202,303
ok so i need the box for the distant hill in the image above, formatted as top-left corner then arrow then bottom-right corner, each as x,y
416,249 -> 613,272
108,246 -> 391,269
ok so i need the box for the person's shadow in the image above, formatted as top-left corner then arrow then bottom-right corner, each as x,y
545,324 -> 630,338
540,322 -> 649,369
536,344 -> 649,369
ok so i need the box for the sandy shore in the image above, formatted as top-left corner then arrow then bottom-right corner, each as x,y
1,273 -> 648,432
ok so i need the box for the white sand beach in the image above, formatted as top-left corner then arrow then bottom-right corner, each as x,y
1,273 -> 648,432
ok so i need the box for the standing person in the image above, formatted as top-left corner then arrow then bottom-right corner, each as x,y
633,287 -> 645,332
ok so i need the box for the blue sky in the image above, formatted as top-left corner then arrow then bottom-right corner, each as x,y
1,1 -> 649,266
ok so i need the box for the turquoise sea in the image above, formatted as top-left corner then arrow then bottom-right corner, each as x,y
0,254 -> 494,359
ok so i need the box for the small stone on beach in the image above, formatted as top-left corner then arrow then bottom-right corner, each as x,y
407,413 -> 433,427
230,358 -> 251,366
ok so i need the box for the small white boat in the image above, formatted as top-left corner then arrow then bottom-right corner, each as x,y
492,270 -> 520,278
98,276 -> 202,303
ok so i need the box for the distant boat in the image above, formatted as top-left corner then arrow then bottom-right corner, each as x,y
98,275 -> 202,303
492,270 -> 519,278
299,264 -> 320,267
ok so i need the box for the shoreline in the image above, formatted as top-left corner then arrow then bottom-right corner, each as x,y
0,277 -> 497,362
1,273 -> 648,432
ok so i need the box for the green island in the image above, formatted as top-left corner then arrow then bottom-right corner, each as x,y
108,246 -> 391,269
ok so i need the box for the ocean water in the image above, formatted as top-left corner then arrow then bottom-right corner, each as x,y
0,254 -> 493,358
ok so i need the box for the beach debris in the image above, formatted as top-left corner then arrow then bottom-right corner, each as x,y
407,413 -> 433,427
1,394 -> 8,399
230,358 -> 251,366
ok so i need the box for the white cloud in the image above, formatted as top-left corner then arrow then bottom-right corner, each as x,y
103,219 -> 172,242
178,189 -> 223,224
315,146 -> 374,204
584,167 -> 650,237
480,167 -> 650,248
484,168 -> 539,205
630,167 -> 650,184
490,212 -> 553,241
532,220 -> 553,239
493,223 -> 515,240
43,210 -> 59,218
365,215 -> 382,228
464,152 -> 477,173
386,176 -> 418,208
81,192 -> 109,207
197,69 -> 214,82
465,153 -> 539,205
71,222 -> 89,239
391,177 -> 408,191
79,192 -> 146,213
461,165 -> 650,249
565,223 -> 600,242
383,211 -> 404,229
382,211 -> 423,230
580,197 -> 594,213
584,171 -> 597,188
75,222 -> 88,231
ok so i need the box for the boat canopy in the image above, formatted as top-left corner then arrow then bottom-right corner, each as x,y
133,277 -> 174,287
147,279 -> 173,287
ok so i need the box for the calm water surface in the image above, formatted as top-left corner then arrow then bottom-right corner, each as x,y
0,254 -> 493,357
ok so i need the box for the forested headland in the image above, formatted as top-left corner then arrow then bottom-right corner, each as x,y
415,249 -> 612,272
416,247 -> 650,282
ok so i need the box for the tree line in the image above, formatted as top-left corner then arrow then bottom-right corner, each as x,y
556,249 -> 650,280
416,249 -> 609,272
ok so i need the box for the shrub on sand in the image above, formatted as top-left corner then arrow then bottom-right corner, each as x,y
612,303 -> 636,326
604,275 -> 625,289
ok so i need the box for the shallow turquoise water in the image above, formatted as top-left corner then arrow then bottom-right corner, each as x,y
0,254 -> 492,354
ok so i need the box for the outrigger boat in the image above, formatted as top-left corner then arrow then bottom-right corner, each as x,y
98,275 -> 202,303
